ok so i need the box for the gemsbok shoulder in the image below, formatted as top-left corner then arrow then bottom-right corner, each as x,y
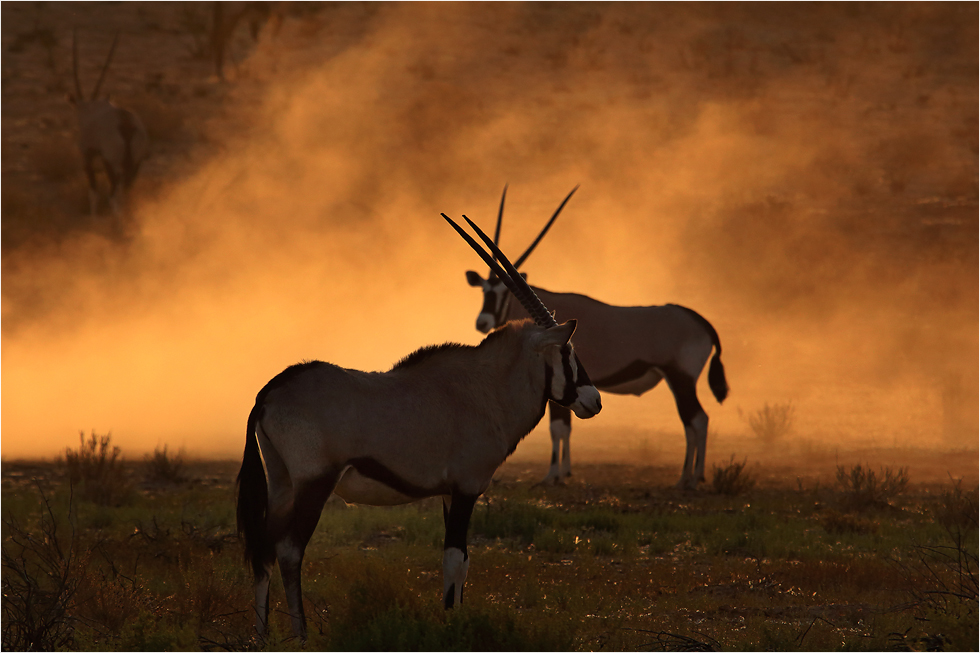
236,215 -> 601,639
464,187 -> 729,490
69,30 -> 148,216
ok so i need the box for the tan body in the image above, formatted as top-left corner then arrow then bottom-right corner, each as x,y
238,320 -> 600,639
258,323 -> 570,501
470,277 -> 727,489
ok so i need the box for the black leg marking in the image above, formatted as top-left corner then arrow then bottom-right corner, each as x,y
662,366 -> 703,426
593,359 -> 655,388
443,492 -> 477,609
444,493 -> 477,552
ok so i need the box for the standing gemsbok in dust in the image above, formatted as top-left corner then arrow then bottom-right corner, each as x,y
236,215 -> 601,640
465,187 -> 728,490
69,30 -> 148,216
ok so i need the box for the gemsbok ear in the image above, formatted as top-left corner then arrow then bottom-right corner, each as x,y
465,270 -> 484,287
531,320 -> 576,351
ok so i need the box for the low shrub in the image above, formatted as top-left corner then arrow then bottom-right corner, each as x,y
142,445 -> 186,485
835,463 -> 909,510
711,456 -> 756,496
63,431 -> 132,506
747,402 -> 794,444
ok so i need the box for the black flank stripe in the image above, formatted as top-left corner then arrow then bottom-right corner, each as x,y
349,457 -> 442,498
592,360 -> 655,389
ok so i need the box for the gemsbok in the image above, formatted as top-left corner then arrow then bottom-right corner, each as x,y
464,187 -> 729,490
236,215 -> 601,639
69,30 -> 148,216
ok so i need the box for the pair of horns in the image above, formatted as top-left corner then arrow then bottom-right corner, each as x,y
72,29 -> 119,101
487,185 -> 578,275
442,213 -> 559,329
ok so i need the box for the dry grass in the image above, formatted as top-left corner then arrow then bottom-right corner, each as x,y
2,458 -> 977,650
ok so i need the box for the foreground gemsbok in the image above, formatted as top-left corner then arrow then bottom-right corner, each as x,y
236,215 -> 601,639
465,187 -> 728,489
69,30 -> 148,216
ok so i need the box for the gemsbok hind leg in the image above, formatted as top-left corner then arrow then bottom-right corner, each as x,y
275,471 -> 341,640
542,403 -> 572,484
249,429 -> 293,637
442,492 -> 477,608
665,368 -> 708,491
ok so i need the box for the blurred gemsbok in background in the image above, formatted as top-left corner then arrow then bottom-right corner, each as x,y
236,214 -> 601,640
69,30 -> 148,216
464,187 -> 729,489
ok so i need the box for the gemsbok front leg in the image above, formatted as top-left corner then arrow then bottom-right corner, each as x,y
442,492 -> 477,608
543,403 -> 573,484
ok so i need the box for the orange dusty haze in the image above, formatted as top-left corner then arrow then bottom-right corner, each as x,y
2,3 -> 976,466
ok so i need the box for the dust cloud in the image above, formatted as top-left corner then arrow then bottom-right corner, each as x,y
2,3 -> 976,470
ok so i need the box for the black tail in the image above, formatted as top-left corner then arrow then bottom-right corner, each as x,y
668,304 -> 729,404
236,401 -> 271,579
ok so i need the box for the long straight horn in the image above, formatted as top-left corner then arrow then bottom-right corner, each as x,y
494,184 -> 507,250
442,213 -> 558,329
71,28 -> 84,100
513,185 -> 579,269
463,215 -> 559,329
486,184 -> 507,277
90,32 -> 119,100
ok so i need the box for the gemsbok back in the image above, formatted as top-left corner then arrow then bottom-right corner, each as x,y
69,30 -> 148,216
464,187 -> 729,490
236,215 -> 601,639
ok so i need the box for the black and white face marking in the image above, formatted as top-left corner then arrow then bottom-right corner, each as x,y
466,271 -> 510,334
547,344 -> 602,419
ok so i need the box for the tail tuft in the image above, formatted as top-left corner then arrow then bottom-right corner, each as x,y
708,352 -> 729,403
